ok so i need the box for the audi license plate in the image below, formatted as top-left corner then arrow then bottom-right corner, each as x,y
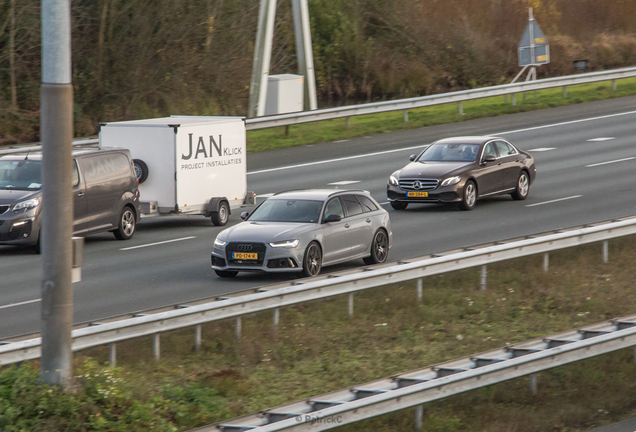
407,191 -> 428,197
232,252 -> 258,260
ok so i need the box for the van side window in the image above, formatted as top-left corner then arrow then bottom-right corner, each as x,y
72,160 -> 79,187
79,153 -> 131,185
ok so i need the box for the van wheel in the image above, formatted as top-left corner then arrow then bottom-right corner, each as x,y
114,206 -> 136,240
133,159 -> 149,184
215,270 -> 238,278
211,201 -> 229,226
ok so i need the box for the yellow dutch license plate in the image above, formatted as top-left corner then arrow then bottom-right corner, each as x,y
407,191 -> 428,197
233,252 -> 258,260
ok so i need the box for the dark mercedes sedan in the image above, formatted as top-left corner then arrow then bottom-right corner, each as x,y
387,136 -> 536,211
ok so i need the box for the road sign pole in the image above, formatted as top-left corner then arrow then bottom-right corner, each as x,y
40,0 -> 74,390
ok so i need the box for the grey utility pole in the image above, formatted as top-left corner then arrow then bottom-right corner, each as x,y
40,0 -> 74,389
291,0 -> 317,111
248,0 -> 318,117
248,0 -> 277,118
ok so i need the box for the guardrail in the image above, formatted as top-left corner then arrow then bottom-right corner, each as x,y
243,66 -> 636,130
1,66 -> 635,156
2,215 -> 636,367
191,314 -> 636,431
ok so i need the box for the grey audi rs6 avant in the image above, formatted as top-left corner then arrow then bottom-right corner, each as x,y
211,189 -> 392,277
387,136 -> 536,211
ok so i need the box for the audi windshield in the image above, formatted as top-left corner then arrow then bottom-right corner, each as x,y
248,199 -> 323,223
0,160 -> 42,190
417,143 -> 480,163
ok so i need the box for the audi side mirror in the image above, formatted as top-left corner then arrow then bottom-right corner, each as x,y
240,211 -> 250,220
409,154 -> 416,161
482,155 -> 496,164
323,214 -> 342,223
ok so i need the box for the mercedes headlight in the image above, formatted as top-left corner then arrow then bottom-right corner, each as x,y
214,237 -> 227,247
389,175 -> 399,186
269,239 -> 299,248
13,198 -> 40,212
441,176 -> 461,187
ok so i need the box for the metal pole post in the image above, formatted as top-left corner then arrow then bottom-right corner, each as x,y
292,0 -> 317,111
529,373 -> 538,395
633,346 -> 636,364
480,265 -> 487,290
348,293 -> 354,318
511,94 -> 517,106
414,405 -> 423,430
248,0 -> 277,117
612,79 -> 616,91
345,117 -> 350,128
109,343 -> 116,367
602,240 -> 609,263
543,253 -> 549,272
195,324 -> 202,352
40,0 -> 74,390
403,109 -> 409,122
416,278 -> 423,303
153,334 -> 160,361
562,86 -> 567,98
236,316 -> 242,339
458,101 -> 464,115
273,307 -> 280,330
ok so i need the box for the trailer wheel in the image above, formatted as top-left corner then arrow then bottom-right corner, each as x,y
211,201 -> 230,226
133,159 -> 149,184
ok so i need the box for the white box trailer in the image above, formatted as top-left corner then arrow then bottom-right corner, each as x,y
98,116 -> 254,226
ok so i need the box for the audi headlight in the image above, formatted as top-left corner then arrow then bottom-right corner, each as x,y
269,239 -> 299,248
389,175 -> 399,186
13,198 -> 40,212
441,176 -> 461,187
214,237 -> 227,247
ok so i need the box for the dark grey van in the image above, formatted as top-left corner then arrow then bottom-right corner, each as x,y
0,147 -> 140,252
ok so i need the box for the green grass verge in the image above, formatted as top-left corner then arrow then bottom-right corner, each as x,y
246,77 -> 636,153
3,237 -> 636,431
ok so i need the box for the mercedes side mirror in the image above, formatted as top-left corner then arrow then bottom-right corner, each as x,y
323,214 -> 342,223
481,155 -> 496,164
240,211 -> 250,220
409,154 -> 417,161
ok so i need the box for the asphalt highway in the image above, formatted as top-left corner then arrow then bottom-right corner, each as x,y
2,96 -> 636,338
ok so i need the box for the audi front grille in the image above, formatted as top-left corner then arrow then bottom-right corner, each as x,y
226,242 -> 267,266
398,178 -> 439,191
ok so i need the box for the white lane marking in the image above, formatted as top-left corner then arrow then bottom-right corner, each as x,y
246,110 -> 636,176
256,193 -> 275,198
120,236 -> 196,251
494,110 -> 636,135
247,144 -> 424,175
525,195 -> 582,207
0,298 -> 41,310
587,137 -> 615,142
586,157 -> 636,167
328,180 -> 360,185
334,139 -> 350,143
527,147 -> 556,152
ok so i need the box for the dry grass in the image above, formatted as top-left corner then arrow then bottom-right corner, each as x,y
73,236 -> 636,431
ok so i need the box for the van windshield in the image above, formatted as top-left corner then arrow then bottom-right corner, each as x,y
0,160 -> 42,190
